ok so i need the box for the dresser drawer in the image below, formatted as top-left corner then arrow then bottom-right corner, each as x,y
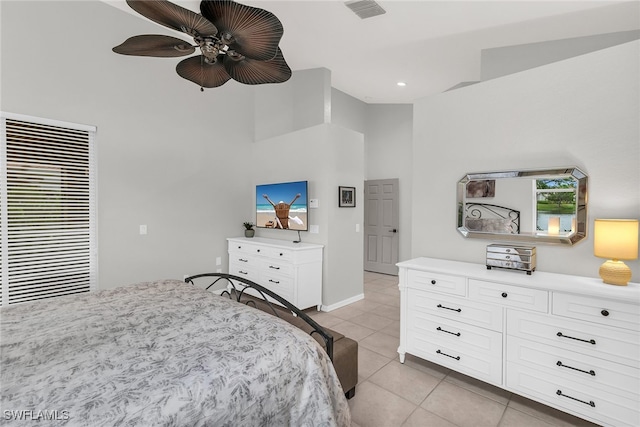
229,242 -> 260,254
261,259 -> 294,277
507,309 -> 640,368
507,336 -> 640,398
261,273 -> 294,302
229,261 -> 259,281
407,270 -> 466,296
506,362 -> 640,427
408,289 -> 502,332
409,312 -> 502,356
261,247 -> 293,261
408,333 -> 502,385
553,292 -> 640,332
487,252 -> 535,263
228,252 -> 260,267
487,244 -> 536,256
469,279 -> 548,313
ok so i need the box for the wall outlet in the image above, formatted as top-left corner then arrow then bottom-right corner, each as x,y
355,223 -> 360,233
139,224 -> 147,235
216,257 -> 222,266
310,224 -> 319,234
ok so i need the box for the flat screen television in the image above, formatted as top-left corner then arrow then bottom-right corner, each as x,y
256,180 -> 308,231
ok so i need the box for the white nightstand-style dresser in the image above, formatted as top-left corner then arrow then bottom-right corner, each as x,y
397,257 -> 640,427
227,237 -> 323,310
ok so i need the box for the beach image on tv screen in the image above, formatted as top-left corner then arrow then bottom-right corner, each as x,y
256,181 -> 308,230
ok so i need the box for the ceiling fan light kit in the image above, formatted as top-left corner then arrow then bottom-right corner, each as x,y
113,0 -> 292,90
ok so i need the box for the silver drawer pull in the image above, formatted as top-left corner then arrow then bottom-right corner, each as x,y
436,327 -> 461,337
436,349 -> 460,360
238,270 -> 248,275
556,361 -> 596,376
437,304 -> 462,313
239,258 -> 248,262
269,279 -> 280,284
556,332 -> 596,345
556,390 -> 595,407
269,265 -> 280,270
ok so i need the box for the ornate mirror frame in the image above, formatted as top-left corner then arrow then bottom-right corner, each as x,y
457,167 -> 588,245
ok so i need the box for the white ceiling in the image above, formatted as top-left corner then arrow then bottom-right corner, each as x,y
106,0 -> 640,104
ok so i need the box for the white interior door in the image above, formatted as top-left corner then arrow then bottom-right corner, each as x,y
364,179 -> 399,275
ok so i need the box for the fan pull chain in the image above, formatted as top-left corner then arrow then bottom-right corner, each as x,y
200,55 -> 204,92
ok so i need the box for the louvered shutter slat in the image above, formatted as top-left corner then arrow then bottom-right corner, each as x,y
1,113 -> 97,305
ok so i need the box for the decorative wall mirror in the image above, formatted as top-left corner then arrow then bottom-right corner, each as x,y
457,167 -> 588,245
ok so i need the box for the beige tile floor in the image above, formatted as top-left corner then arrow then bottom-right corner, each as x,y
309,271 -> 601,427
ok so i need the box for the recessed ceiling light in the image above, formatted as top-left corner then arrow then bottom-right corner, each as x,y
397,81 -> 407,87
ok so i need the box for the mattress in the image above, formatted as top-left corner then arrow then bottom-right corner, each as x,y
0,279 -> 350,426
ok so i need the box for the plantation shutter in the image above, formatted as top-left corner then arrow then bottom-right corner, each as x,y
0,112 -> 97,306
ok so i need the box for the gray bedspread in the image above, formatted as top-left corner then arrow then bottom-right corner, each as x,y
0,280 -> 350,426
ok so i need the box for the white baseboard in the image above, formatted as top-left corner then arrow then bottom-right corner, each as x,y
211,285 -> 363,314
320,293 -> 364,312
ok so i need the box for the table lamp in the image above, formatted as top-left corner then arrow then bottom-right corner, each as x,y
594,219 -> 639,286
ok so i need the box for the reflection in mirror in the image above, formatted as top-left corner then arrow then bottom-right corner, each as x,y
535,177 -> 577,234
457,167 -> 588,245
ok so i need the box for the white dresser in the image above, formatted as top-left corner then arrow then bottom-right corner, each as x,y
227,237 -> 323,310
397,257 -> 640,427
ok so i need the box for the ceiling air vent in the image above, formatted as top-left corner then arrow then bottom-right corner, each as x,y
344,0 -> 386,19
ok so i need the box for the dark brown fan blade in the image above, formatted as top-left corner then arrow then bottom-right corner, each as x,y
113,35 -> 195,57
176,55 -> 231,88
127,0 -> 217,37
200,0 -> 283,61
223,48 -> 291,85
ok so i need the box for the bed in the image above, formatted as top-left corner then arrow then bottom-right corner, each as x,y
0,279 -> 351,426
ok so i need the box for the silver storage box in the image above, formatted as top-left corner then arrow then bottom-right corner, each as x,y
486,244 -> 536,275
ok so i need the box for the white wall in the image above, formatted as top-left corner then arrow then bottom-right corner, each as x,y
332,92 -> 415,268
7,1 -> 635,299
331,88 -> 367,134
364,105 -> 414,266
1,1 -> 255,288
413,40 -> 640,281
254,68 -> 331,141
481,30 -> 640,81
251,124 -> 365,306
1,1 -> 367,306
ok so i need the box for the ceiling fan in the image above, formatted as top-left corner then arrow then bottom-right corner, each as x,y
113,0 -> 292,90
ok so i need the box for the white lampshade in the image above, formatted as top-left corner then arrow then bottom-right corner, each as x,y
548,217 -> 560,235
594,219 -> 639,260
594,219 -> 639,286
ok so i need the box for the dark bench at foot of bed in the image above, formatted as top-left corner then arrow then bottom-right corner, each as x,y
185,273 -> 358,399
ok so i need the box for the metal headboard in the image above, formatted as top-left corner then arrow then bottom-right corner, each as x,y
464,203 -> 520,234
185,273 -> 334,361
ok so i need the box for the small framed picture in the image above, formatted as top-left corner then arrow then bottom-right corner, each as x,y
338,186 -> 356,207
